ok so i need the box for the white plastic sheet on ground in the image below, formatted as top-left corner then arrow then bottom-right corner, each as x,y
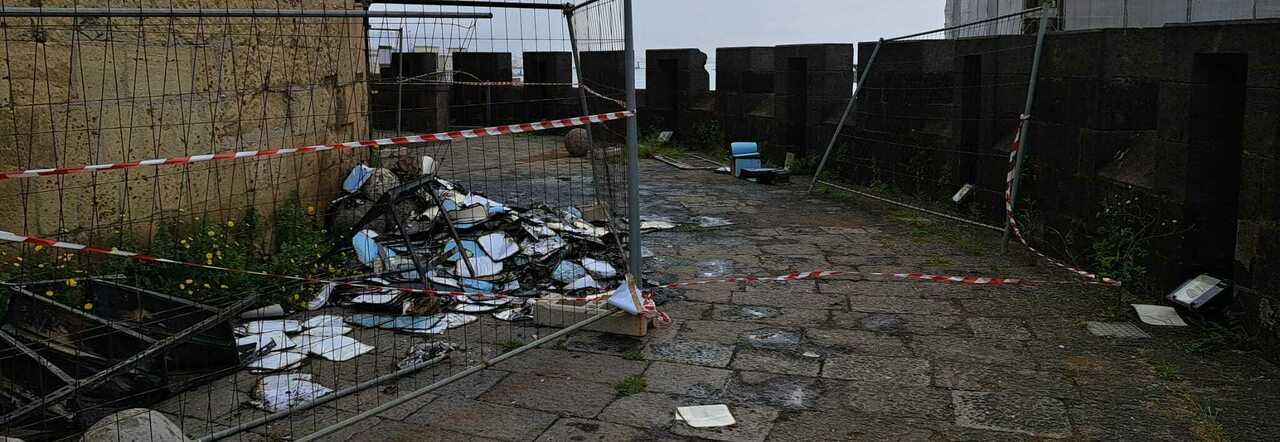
254,374 -> 333,412
294,335 -> 374,361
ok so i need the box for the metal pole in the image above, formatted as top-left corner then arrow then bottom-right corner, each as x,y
622,0 -> 643,279
565,12 -> 600,182
293,309 -> 622,442
0,7 -> 493,19
807,39 -> 882,194
1002,5 -> 1052,252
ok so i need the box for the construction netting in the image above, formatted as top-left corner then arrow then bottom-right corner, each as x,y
0,0 -> 642,440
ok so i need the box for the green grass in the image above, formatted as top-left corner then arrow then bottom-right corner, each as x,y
638,142 -> 686,160
613,374 -> 647,398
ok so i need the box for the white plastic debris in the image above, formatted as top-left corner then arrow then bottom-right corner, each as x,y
308,283 -> 335,311
294,335 -> 374,361
240,305 -> 285,320
566,275 -> 601,291
254,374 -> 333,412
523,236 -> 567,258
675,404 -> 736,428
351,292 -> 399,306
302,315 -> 346,329
303,315 -> 351,336
1132,304 -> 1188,327
236,331 -> 296,353
581,257 -> 618,279
477,232 -> 519,261
302,326 -> 352,337
448,302 -> 506,314
456,256 -> 502,278
239,320 -> 302,335
246,351 -> 307,373
524,224 -> 557,238
607,277 -> 643,315
553,261 -> 588,284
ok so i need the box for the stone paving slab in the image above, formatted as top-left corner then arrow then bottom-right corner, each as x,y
478,373 -> 618,418
821,354 -> 932,386
490,348 -> 647,384
534,418 -> 647,442
401,398 -> 558,442
643,361 -> 733,398
952,391 -> 1071,438
202,159 -> 1280,442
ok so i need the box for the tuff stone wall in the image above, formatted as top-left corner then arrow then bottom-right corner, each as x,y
0,0 -> 370,239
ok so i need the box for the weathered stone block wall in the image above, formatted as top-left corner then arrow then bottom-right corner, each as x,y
0,0 -> 369,241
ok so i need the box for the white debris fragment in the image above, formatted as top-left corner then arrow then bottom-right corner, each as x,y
246,351 -> 307,373
253,374 -> 333,412
294,335 -> 374,361
675,404 -> 736,428
236,331 -> 296,353
239,320 -> 302,335
581,257 -> 618,279
1132,304 -> 1188,327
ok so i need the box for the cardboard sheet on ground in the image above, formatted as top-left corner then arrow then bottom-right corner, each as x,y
675,404 -> 736,428
1132,304 -> 1187,326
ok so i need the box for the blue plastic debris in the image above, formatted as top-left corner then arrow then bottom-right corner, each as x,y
342,164 -> 376,193
552,260 -> 588,284
352,230 -> 395,266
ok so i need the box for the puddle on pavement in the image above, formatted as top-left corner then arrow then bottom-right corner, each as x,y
719,305 -> 782,321
741,328 -> 802,350
692,216 -> 735,228
697,260 -> 734,278
723,374 -> 825,410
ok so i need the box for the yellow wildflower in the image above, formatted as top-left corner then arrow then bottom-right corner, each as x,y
226,220 -> 235,228
307,206 -> 316,216
66,278 -> 77,288
33,245 -> 43,252
83,303 -> 93,310
45,290 -> 54,297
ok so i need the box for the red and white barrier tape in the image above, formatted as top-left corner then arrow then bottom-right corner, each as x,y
0,111 -> 634,181
1004,120 -> 1121,287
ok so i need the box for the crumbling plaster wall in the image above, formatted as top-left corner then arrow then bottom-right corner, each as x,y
0,0 -> 369,238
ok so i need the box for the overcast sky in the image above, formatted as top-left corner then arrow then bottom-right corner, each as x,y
370,1 -> 948,88
633,0 -> 946,70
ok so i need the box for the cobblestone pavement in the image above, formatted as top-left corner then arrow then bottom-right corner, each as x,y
175,159 -> 1280,441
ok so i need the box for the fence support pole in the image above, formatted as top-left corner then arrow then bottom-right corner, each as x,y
1001,5 -> 1052,252
622,0 -> 643,279
807,39 -> 882,194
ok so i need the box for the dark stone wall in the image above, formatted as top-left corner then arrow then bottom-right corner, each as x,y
643,49 -> 711,140
523,52 -> 575,121
716,47 -> 776,149
829,22 -> 1280,354
374,52 -> 447,132
769,44 -> 855,164
452,52 -> 515,127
